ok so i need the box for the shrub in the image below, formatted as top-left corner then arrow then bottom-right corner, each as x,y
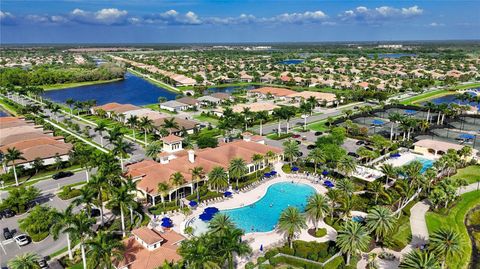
264,249 -> 279,260
378,252 -> 396,261
19,205 -> 57,242
315,228 -> 327,238
58,186 -> 81,200
245,262 -> 255,269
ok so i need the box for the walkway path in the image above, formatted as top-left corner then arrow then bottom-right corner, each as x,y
356,182 -> 480,269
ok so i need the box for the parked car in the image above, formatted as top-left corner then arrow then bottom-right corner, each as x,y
1,208 -> 15,218
348,152 -> 360,158
52,171 -> 74,180
14,234 -> 31,246
90,208 -> 101,217
307,144 -> 316,150
292,134 -> 301,138
37,257 -> 48,268
314,131 -> 323,136
355,140 -> 365,145
3,228 -> 13,240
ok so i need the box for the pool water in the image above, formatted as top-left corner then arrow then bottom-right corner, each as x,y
412,157 -> 435,173
191,182 -> 315,234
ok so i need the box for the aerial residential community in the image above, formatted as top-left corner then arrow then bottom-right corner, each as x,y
0,1 -> 480,269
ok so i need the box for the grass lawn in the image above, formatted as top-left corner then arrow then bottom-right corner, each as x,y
142,103 -> 177,115
193,114 -> 219,125
128,68 -> 180,93
306,119 -> 330,132
0,97 -> 19,116
451,165 -> 480,184
425,190 -> 480,269
400,89 -> 453,105
390,215 -> 412,251
42,78 -> 123,91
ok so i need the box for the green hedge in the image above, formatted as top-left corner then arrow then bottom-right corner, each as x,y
58,186 -> 81,200
315,228 -> 327,237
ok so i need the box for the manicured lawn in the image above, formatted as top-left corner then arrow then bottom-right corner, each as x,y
0,97 -> 19,115
193,114 -> 219,125
142,103 -> 177,114
42,78 -> 123,91
451,165 -> 480,184
128,68 -> 180,93
391,215 -> 412,251
400,89 -> 453,105
307,119 -> 329,132
425,190 -> 480,269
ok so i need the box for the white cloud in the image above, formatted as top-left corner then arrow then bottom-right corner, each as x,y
69,8 -> 129,25
271,11 -> 327,24
142,9 -> 202,25
429,22 -> 445,27
0,10 -> 16,25
340,5 -> 423,23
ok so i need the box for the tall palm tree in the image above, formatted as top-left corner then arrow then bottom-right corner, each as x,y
241,107 -> 252,130
300,101 -> 312,130
67,212 -> 95,269
283,139 -> 300,164
252,153 -> 264,178
86,231 -> 124,269
145,141 -> 162,160
178,236 -> 221,269
170,172 -> 186,204
336,178 -> 355,196
337,156 -> 357,177
308,148 -> 325,174
108,184 -> 136,237
429,228 -> 463,269
255,111 -> 269,136
264,150 -> 276,166
88,173 -> 108,226
94,121 -> 108,147
112,137 -> 132,170
424,101 -> 437,123
190,166 -> 205,202
305,194 -> 329,231
66,98 -> 75,115
278,206 -> 307,248
399,250 -> 440,269
51,206 -> 76,260
366,206 -> 396,242
73,187 -> 97,216
126,115 -> 139,139
3,147 -> 26,186
157,182 -> 170,206
228,158 -> 247,189
387,112 -> 403,141
7,252 -> 40,269
336,221 -> 371,265
208,166 -> 229,191
138,116 -> 154,144
272,107 -> 285,136
380,163 -> 397,185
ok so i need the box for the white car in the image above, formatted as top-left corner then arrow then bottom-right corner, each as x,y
14,234 -> 31,246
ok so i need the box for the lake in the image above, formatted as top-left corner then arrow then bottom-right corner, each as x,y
43,72 -> 179,106
0,109 -> 10,117
368,53 -> 417,59
278,59 -> 304,65
427,91 -> 479,107
205,85 -> 258,94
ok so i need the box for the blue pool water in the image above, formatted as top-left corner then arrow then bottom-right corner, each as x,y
42,72 -> 178,106
221,182 -> 315,233
412,157 -> 435,173
278,59 -> 304,65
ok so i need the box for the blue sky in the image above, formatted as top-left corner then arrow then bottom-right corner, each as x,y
1,0 -> 479,43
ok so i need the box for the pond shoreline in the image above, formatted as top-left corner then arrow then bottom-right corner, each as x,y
42,78 -> 124,91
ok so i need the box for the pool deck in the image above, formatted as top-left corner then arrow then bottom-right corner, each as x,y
380,151 -> 436,168
167,162 -> 335,265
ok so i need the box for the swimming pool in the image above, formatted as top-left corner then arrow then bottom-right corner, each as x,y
411,157 -> 435,173
190,182 -> 316,234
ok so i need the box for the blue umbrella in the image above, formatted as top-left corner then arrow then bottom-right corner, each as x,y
322,170 -> 329,176
264,173 -> 271,178
372,119 -> 385,126
161,217 -> 171,222
199,213 -> 213,221
204,207 -> 219,214
270,171 -> 277,175
189,200 -> 198,207
459,133 -> 475,140
390,153 -> 401,158
292,167 -> 299,172
161,219 -> 173,228
224,191 -> 232,197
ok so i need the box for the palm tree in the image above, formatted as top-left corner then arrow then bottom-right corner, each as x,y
336,178 -> 355,196
208,214 -> 235,236
126,115 -> 139,139
264,150 -> 276,166
145,141 -> 162,160
208,166 -> 229,191
228,157 -> 247,189
112,137 -> 132,170
68,212 -> 95,269
88,173 -> 108,226
170,172 -> 186,204
283,106 -> 296,134
429,228 -> 463,269
86,231 -> 124,269
380,163 -> 397,185
162,118 -> 180,134
308,148 -> 325,174
336,221 -> 371,265
51,105 -> 61,122
305,194 -> 329,231
366,206 -> 396,242
337,156 -> 357,177
241,107 -> 252,130
94,121 -> 108,147
388,112 -> 403,141
138,116 -> 154,144
300,101 -> 312,130
255,111 -> 269,136
8,252 -> 40,269
3,147 -> 26,186
108,184 -> 136,237
219,227 -> 252,269
399,250 -> 440,269
51,206 -> 76,260
178,236 -> 221,269
157,182 -> 170,206
278,206 -> 307,248
190,166 -> 205,202
73,187 -> 97,216
272,107 -> 285,136
283,139 -> 300,164
252,153 -> 264,178
66,98 -> 75,115
424,101 -> 437,123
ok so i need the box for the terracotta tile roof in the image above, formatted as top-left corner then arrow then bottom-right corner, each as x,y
126,140 -> 282,195
116,230 -> 185,269
161,134 -> 183,144
0,137 -> 73,164
93,102 -> 122,111
231,102 -> 279,113
131,227 -> 164,245
210,92 -> 231,100
287,91 -> 336,102
251,87 -> 297,97
176,97 -> 198,106
94,103 -> 140,114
